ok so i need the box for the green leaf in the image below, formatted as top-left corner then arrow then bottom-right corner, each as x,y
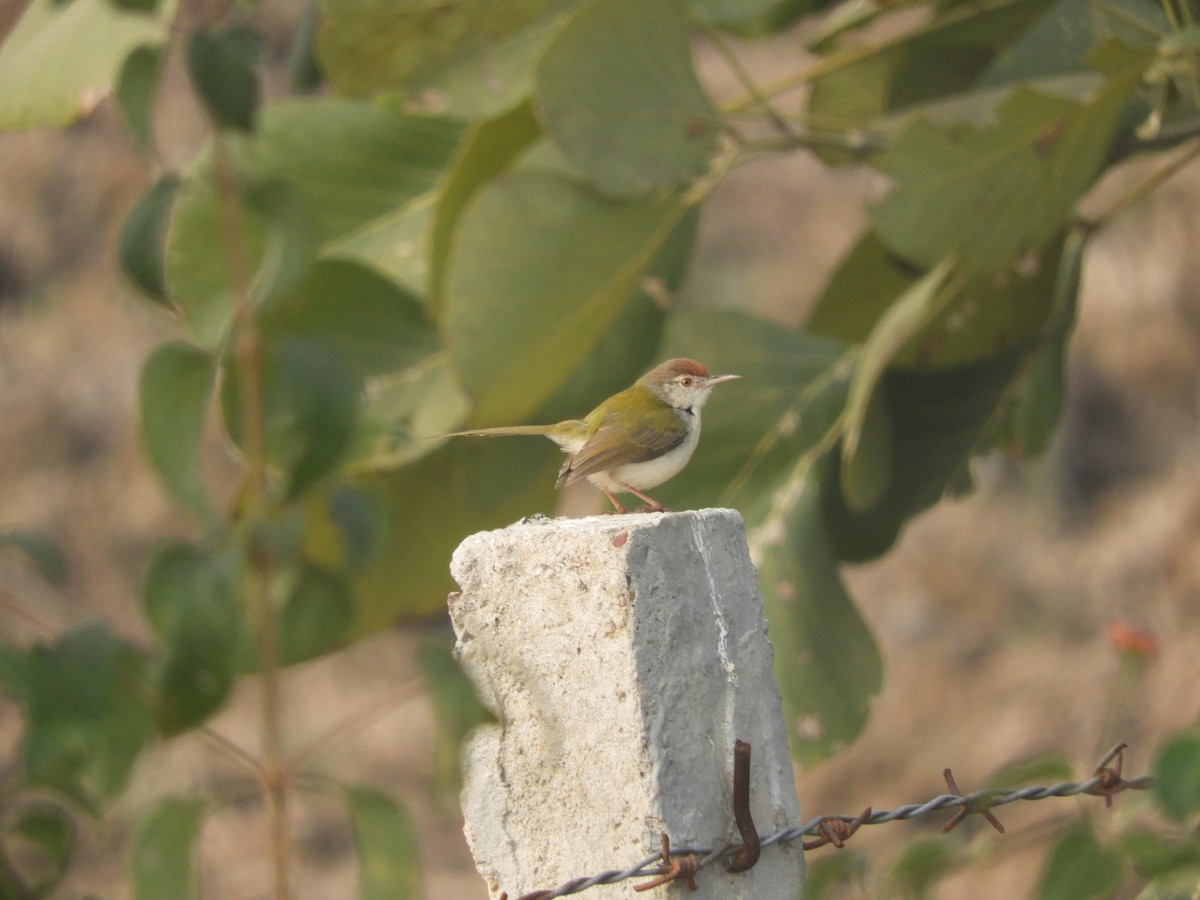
1036,821 -> 1121,900
323,198 -> 433,300
143,543 -> 242,735
164,101 -> 463,347
120,176 -> 179,306
343,786 -> 421,900
278,564 -> 354,665
0,0 -> 173,129
0,530 -> 68,587
997,227 -> 1084,455
132,796 -> 205,900
224,338 -> 361,500
317,0 -> 560,99
353,351 -> 473,470
428,101 -> 543,316
139,341 -> 216,522
445,170 -> 695,425
535,0 -> 719,196
344,437 -> 559,631
807,231 -> 924,345
12,801 -> 74,894
748,467 -> 883,763
116,43 -> 165,150
1121,828 -> 1200,880
871,42 -> 1153,272
399,4 -> 574,120
261,260 -> 437,379
301,483 -> 388,574
807,0 -> 1058,151
186,27 -> 261,132
822,352 -> 1022,562
840,258 -> 956,510
1154,731 -> 1200,823
20,623 -> 153,807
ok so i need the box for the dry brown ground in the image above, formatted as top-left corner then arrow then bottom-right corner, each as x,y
2,14 -> 1199,900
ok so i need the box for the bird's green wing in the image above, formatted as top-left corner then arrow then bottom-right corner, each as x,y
557,409 -> 686,486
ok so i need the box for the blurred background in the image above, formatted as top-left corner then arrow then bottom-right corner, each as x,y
2,1 -> 1199,897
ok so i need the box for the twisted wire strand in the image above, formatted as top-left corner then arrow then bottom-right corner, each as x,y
511,773 -> 1154,899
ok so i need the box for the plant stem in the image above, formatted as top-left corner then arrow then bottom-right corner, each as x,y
212,134 -> 292,900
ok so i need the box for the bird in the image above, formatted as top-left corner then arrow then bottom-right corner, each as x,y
450,358 -> 740,513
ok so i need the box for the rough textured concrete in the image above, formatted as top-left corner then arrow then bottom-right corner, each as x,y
449,508 -> 804,898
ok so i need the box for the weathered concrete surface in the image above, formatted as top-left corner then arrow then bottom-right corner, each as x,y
449,508 -> 804,898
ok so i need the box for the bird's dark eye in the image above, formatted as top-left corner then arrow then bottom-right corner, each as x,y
681,377 -> 693,387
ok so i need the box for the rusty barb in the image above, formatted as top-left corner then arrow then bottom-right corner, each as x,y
632,833 -> 700,892
1088,741 -> 1135,808
504,741 -> 1152,900
803,806 -> 872,851
942,768 -> 1006,834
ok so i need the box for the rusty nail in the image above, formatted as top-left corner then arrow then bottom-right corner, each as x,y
726,739 -> 761,873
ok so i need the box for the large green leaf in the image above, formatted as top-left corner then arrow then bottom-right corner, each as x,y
535,0 -> 720,196
341,437 -> 559,631
343,786 -> 421,900
396,3 -> 575,120
139,342 -> 217,522
822,351 -> 1023,561
19,624 -> 153,808
871,41 -> 1153,272
750,467 -> 883,763
143,543 -> 243,736
260,260 -> 437,379
164,101 -> 463,347
317,0 -> 558,98
444,170 -> 696,425
132,796 -> 206,900
807,0 -> 1057,138
428,101 -> 543,317
0,0 -> 173,129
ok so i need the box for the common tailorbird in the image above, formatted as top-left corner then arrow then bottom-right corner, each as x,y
450,358 -> 740,513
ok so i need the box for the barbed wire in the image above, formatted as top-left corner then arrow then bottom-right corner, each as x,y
503,742 -> 1151,900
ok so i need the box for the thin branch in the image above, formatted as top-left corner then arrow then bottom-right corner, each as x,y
211,132 -> 292,900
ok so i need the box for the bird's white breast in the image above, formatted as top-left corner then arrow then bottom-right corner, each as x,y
586,409 -> 701,493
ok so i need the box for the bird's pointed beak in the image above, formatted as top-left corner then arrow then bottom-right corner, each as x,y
706,373 -> 741,386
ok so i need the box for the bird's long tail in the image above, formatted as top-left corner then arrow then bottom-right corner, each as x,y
446,425 -> 556,438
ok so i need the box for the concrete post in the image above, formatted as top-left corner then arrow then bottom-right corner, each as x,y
449,508 -> 804,898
